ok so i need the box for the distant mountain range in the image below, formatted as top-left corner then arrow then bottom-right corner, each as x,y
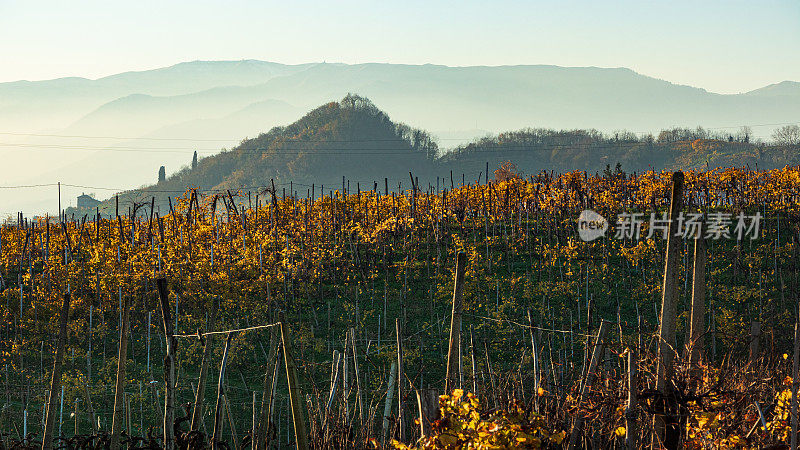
2,60 -> 798,216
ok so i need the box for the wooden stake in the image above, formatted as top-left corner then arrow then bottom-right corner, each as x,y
350,327 -> 364,426
527,308 -> 540,412
445,252 -> 467,393
212,332 -> 235,450
125,393 -> 132,437
568,319 -> 609,450
157,277 -> 177,450
792,311 -> 800,450
41,293 -> 70,450
110,294 -> 130,450
749,321 -> 761,366
324,350 -> 342,431
82,381 -> 96,435
191,298 -> 218,431
255,325 -> 280,450
688,228 -> 706,369
252,391 -> 257,448
396,318 -> 406,443
416,389 -> 439,438
484,341 -> 497,408
654,171 -> 684,449
626,349 -> 638,450
382,361 -> 397,448
469,326 -> 478,395
280,312 -> 309,450
224,393 -> 239,450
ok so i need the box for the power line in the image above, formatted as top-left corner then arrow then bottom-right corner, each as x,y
0,183 -> 59,189
0,181 -> 380,194
0,131 -> 240,142
0,137 -> 789,155
0,143 -> 431,154
0,119 -> 794,156
0,133 -> 458,143
0,121 -> 796,141
704,122 -> 799,130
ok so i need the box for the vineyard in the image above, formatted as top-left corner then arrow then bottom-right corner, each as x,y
1,166 -> 800,449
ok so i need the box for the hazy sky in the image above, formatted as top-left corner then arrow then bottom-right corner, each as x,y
1,0 -> 798,93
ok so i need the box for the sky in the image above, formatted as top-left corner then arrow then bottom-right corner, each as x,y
1,0 -> 798,94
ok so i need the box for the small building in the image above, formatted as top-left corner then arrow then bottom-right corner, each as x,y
77,193 -> 101,209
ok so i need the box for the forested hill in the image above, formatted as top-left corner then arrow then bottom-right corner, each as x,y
152,94 -> 436,191
441,128 -> 800,180
82,95 -> 799,217
93,95 -> 437,215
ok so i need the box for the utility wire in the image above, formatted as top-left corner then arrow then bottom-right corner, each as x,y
0,120 -> 795,141
0,138 -> 789,155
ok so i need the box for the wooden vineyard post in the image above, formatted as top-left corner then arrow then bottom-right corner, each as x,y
126,394 -> 133,436
82,381 -> 97,435
343,332 -> 350,419
157,277 -> 177,450
793,224 -> 800,450
484,341 -> 498,408
568,319 -> 609,450
749,321 -> 761,367
256,325 -> 280,450
445,252 -> 467,393
626,349 -> 638,450
527,308 -> 540,412
280,312 -> 310,450
688,227 -> 706,370
396,318 -> 406,443
469,326 -> 478,395
325,351 -> 342,421
350,327 -> 364,425
792,310 -> 800,450
269,347 -> 283,444
41,293 -> 70,450
416,389 -> 439,438
191,298 -> 218,431
654,171 -> 683,449
224,393 -> 239,450
252,391 -> 257,448
110,294 -> 130,450
382,361 -> 398,448
212,332 -> 235,450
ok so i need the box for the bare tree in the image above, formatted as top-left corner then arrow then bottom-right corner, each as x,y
736,126 -> 752,143
772,124 -> 800,146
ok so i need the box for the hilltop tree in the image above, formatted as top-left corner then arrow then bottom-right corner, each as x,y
158,166 -> 166,183
192,151 -> 198,170
494,161 -> 521,182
